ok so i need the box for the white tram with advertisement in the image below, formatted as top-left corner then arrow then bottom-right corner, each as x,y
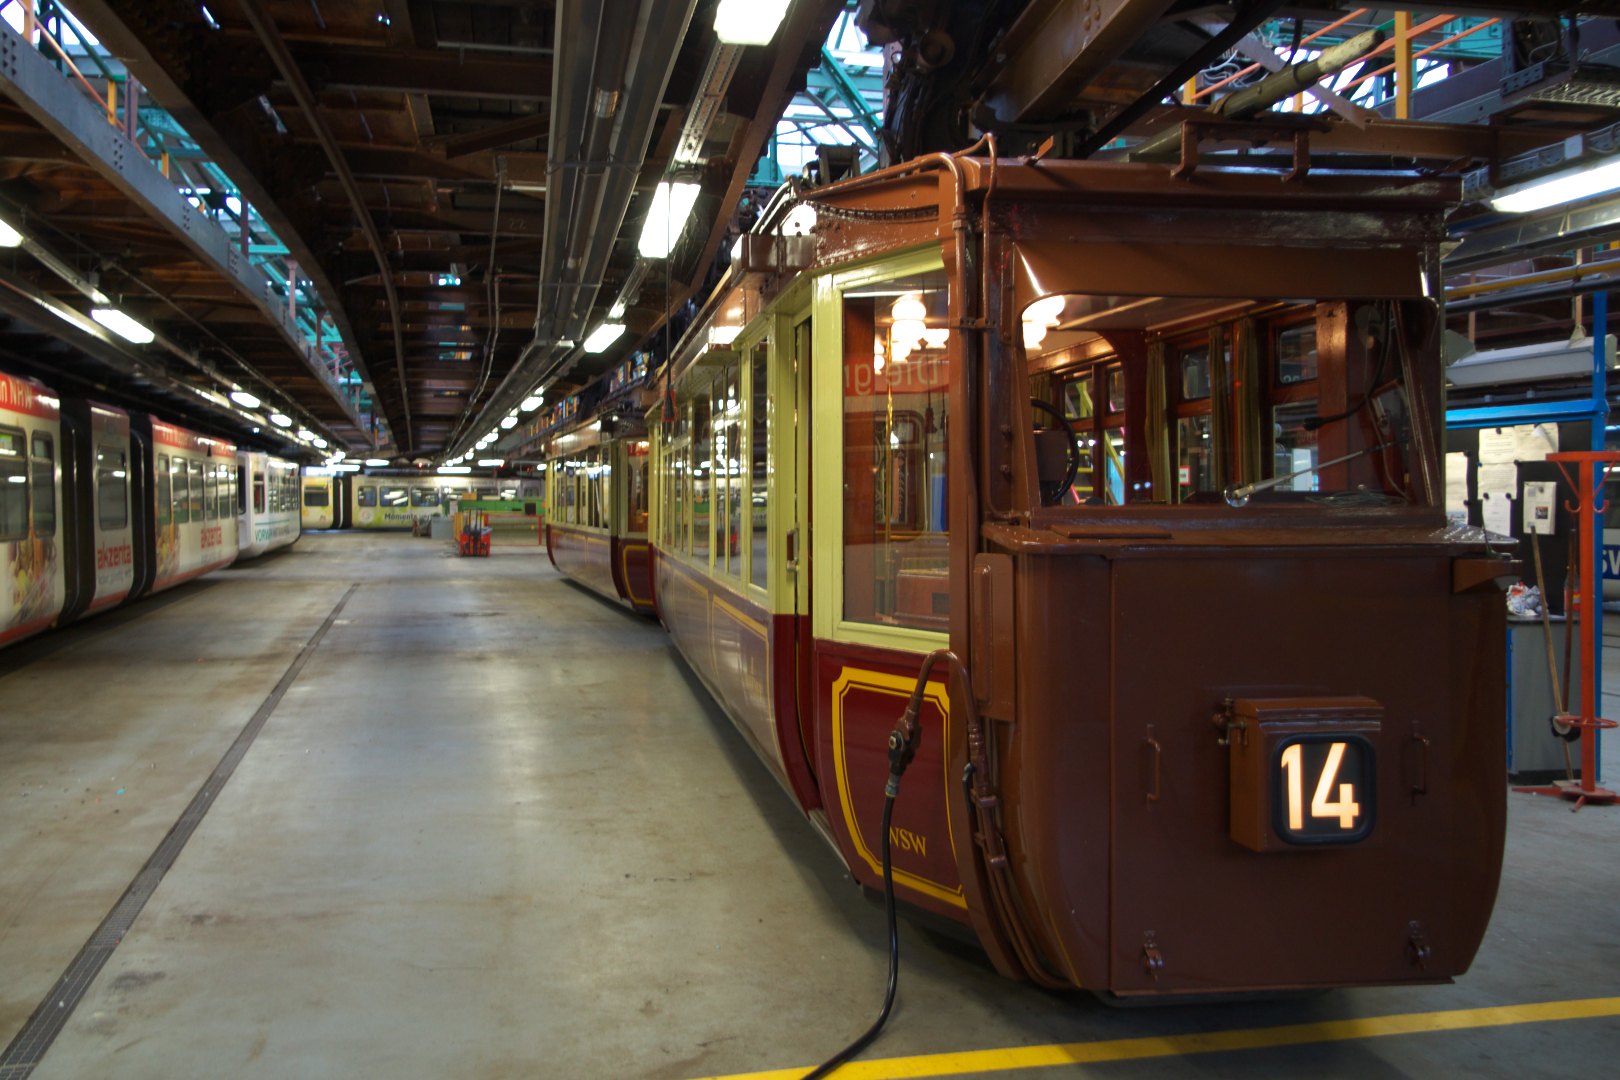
237,452 -> 301,558
151,421 -> 238,590
0,367 -> 275,650
345,474 -> 495,529
0,372 -> 64,646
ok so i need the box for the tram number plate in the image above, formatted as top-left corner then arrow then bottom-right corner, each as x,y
1271,735 -> 1377,845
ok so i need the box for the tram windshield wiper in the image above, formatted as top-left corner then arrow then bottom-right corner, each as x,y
1224,440 -> 1405,508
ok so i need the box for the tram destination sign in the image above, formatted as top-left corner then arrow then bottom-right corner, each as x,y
1225,697 -> 1382,853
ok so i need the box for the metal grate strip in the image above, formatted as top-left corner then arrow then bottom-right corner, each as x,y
0,584 -> 360,1077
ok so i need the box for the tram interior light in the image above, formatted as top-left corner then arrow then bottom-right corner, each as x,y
229,390 -> 261,408
1492,157 -> 1620,214
1021,295 -> 1066,351
91,308 -> 155,344
637,182 -> 701,258
584,323 -> 627,353
269,413 -> 292,427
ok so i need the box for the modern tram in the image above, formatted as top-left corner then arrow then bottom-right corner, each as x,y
1,368 -> 247,648
238,452 -> 302,559
301,473 -> 336,530
344,474 -> 495,529
545,152 -> 1516,998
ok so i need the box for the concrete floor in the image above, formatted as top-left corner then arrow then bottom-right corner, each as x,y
0,532 -> 1615,1080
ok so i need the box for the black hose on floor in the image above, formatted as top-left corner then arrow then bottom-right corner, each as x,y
801,713 -> 921,1080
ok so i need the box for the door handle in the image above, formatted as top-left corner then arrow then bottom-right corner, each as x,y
1145,725 -> 1162,804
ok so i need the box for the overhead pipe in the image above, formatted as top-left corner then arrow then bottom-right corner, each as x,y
448,0 -> 696,457
237,0 -> 414,452
1130,26 -> 1384,161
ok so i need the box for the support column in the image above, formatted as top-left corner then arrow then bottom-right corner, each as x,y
1394,12 -> 1413,119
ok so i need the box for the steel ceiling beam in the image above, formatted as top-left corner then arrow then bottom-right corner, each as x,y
0,17 -> 371,447
981,0 -> 1180,124
283,43 -> 553,102
237,0 -> 413,452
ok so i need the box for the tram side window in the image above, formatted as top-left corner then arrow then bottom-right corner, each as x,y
1273,321 -> 1320,490
236,466 -> 246,516
31,434 -> 54,537
0,428 -> 27,541
382,487 -> 409,508
204,461 -> 218,520
724,366 -> 743,576
228,465 -> 238,518
173,458 -> 190,524
691,394 -> 711,564
750,343 -> 769,588
842,275 -> 950,631
159,455 -> 173,526
188,460 -> 205,522
305,485 -> 329,507
411,487 -> 440,509
98,446 -> 129,530
252,470 -> 265,515
218,464 -> 232,520
357,484 -> 378,507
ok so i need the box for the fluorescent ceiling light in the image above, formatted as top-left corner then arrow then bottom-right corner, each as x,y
229,390 -> 261,408
90,308 -> 154,344
331,462 -> 360,472
1492,158 -> 1620,214
520,395 -> 542,411
297,429 -> 316,441
713,0 -> 790,45
584,323 -> 627,353
438,465 -> 472,474
478,458 -> 505,467
607,301 -> 626,320
312,437 -> 328,448
500,416 -> 518,429
365,458 -> 390,466
637,182 -> 702,258
269,413 -> 292,427
0,219 -> 21,248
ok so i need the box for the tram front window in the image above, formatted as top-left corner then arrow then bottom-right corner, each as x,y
842,275 -> 950,631
1020,295 -> 1416,507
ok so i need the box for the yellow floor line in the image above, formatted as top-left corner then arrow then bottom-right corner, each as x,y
692,996 -> 1620,1080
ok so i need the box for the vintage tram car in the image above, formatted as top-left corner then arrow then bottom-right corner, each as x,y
640,152 -> 1510,997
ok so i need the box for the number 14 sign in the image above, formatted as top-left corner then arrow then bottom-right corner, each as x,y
1224,698 -> 1382,853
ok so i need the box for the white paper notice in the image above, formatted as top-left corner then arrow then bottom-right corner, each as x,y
1479,427 -> 1520,464
1445,452 -> 1469,513
1515,423 -> 1559,461
1483,495 -> 1514,536
1523,481 -> 1556,534
1478,462 -> 1519,498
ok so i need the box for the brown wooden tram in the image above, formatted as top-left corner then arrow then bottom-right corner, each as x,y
644,151 -> 1511,997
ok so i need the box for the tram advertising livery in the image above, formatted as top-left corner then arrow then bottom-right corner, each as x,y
641,151 -> 1511,997
0,367 -> 301,651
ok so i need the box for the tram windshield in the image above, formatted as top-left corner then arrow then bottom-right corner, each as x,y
1022,295 -> 1423,509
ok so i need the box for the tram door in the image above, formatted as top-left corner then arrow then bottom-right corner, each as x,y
784,315 -> 817,796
